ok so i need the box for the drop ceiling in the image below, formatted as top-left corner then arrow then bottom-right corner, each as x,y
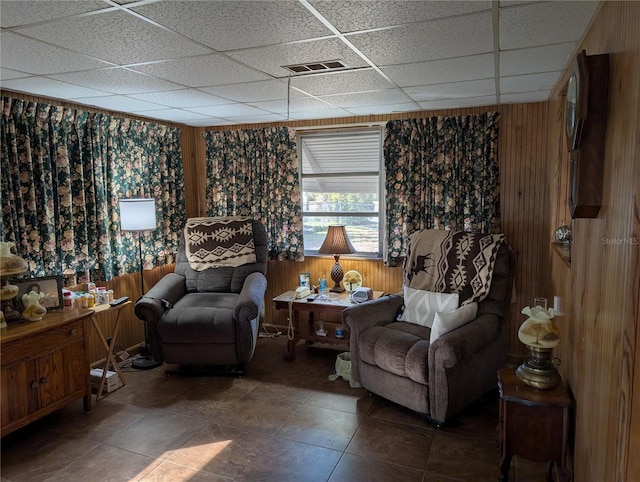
0,0 -> 599,127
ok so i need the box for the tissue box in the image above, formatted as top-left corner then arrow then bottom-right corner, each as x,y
90,368 -> 122,393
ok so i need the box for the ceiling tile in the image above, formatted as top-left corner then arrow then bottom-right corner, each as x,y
74,95 -> 169,113
348,11 -> 493,66
291,69 -> 392,96
49,68 -> 183,95
1,76 -> 111,99
226,38 -> 368,78
134,108 -> 211,122
382,53 -> 494,87
250,97 -> 334,115
500,42 -> 575,76
310,0 -> 490,32
130,55 -> 269,88
288,108 -> 353,120
218,114 -> 289,124
14,10 -> 211,65
201,80 -> 302,103
185,103 -> 270,118
1,68 -> 32,81
1,32 -> 114,75
183,117 -> 231,127
346,103 -> 419,116
319,89 -> 412,108
499,1 -> 599,50
127,89 -> 233,109
418,95 -> 497,110
405,79 -> 495,102
133,1 -> 331,51
501,71 -> 561,94
501,91 -> 550,104
0,0 -> 106,28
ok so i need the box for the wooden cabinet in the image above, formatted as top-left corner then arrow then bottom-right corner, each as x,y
1,308 -> 92,436
497,368 -> 572,481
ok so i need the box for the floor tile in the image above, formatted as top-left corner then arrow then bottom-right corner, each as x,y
165,423 -> 273,479
329,452 -> 424,482
105,410 -> 206,459
0,429 -> 101,482
277,404 -> 363,451
45,444 -> 161,482
235,437 -> 342,481
346,417 -> 434,470
426,431 -> 499,482
139,460 -> 231,481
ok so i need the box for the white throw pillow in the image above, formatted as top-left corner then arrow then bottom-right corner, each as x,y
430,302 -> 479,344
399,286 -> 459,328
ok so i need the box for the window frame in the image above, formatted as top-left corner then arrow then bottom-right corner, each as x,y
298,126 -> 385,258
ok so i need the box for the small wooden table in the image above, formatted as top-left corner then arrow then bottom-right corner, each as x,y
497,368 -> 572,481
89,301 -> 131,400
273,290 -> 383,360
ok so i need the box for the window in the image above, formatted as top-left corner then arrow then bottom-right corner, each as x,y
299,128 -> 383,257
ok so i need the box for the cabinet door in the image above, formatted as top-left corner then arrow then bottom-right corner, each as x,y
1,360 -> 40,427
38,340 -> 86,407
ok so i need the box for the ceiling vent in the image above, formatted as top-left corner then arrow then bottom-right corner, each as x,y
282,60 -> 349,74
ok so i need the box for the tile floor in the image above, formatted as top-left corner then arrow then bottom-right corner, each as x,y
1,336 -> 551,481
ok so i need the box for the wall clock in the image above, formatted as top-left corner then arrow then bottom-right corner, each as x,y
565,50 -> 609,219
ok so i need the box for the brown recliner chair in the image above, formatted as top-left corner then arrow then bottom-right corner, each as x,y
343,230 -> 514,424
135,217 -> 268,373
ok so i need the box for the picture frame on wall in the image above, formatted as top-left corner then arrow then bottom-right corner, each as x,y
298,272 -> 311,288
10,276 -> 64,313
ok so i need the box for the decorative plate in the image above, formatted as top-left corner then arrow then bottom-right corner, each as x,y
343,270 -> 363,292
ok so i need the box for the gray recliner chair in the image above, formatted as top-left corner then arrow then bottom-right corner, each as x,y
135,217 -> 268,373
343,229 -> 514,425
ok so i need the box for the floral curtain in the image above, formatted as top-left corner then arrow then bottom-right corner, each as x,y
203,126 -> 303,261
0,97 -> 185,281
384,112 -> 500,266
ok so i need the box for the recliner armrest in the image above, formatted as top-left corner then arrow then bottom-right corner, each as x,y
234,271 -> 268,323
429,312 -> 504,369
135,273 -> 186,324
342,294 -> 403,335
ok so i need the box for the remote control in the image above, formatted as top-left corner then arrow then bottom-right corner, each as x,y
109,296 -> 129,306
307,294 -> 318,301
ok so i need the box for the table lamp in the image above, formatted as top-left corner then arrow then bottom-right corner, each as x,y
318,225 -> 355,293
119,198 -> 160,369
0,241 -> 29,327
515,297 -> 561,390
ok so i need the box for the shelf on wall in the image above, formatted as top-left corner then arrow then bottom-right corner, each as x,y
551,242 -> 571,268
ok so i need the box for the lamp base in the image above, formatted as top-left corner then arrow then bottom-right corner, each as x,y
515,346 -> 561,390
330,258 -> 345,293
132,354 -> 162,370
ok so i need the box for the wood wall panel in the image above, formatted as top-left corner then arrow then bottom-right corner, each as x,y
545,2 -> 640,480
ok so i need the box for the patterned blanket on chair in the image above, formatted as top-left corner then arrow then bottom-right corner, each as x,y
404,230 -> 504,305
184,217 -> 256,271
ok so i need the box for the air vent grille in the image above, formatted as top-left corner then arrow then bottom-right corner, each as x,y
282,60 -> 349,74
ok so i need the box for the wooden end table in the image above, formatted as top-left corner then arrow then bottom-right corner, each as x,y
497,368 -> 572,481
273,290 -> 383,361
89,301 -> 131,400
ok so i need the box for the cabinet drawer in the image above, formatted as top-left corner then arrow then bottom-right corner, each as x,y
1,320 -> 84,364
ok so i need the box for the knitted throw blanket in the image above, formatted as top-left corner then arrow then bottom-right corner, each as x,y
184,217 -> 256,271
404,230 -> 504,305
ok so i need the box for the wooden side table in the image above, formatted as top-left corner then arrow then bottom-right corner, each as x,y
89,301 -> 131,400
272,290 -> 383,361
497,368 -> 572,481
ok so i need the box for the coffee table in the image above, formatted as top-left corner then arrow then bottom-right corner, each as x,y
272,290 -> 383,360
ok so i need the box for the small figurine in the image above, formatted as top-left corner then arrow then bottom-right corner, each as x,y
22,290 -> 47,321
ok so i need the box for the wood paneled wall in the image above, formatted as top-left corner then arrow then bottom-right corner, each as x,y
544,2 -> 640,480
